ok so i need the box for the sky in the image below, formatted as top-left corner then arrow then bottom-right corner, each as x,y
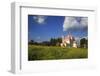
28,15 -> 88,42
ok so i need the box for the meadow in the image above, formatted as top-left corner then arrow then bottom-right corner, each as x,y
28,45 -> 88,61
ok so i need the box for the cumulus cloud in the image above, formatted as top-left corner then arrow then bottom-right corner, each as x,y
33,15 -> 47,24
80,17 -> 88,27
63,16 -> 88,31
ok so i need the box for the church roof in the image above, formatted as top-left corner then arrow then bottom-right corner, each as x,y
64,34 -> 75,41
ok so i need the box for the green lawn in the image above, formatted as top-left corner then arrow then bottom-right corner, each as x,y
28,45 -> 88,61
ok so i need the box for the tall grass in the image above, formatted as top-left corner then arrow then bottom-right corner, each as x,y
28,45 -> 88,61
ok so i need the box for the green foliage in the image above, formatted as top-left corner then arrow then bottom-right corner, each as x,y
28,45 -> 88,61
50,38 -> 62,46
80,38 -> 88,48
28,38 -> 62,46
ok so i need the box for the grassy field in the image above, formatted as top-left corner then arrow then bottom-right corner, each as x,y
28,45 -> 88,61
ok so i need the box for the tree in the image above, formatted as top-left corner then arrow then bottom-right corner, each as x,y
50,38 -> 62,46
50,38 -> 56,46
80,38 -> 88,48
28,40 -> 34,45
57,38 -> 62,43
42,41 -> 50,46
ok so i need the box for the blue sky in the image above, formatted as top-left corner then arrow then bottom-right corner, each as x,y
28,15 -> 88,42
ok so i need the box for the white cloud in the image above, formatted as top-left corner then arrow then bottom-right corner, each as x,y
33,15 -> 47,24
63,17 -> 88,31
80,17 -> 88,27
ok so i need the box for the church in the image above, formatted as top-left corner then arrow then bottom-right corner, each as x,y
60,34 -> 77,48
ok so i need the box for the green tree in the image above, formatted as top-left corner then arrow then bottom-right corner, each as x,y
28,40 -> 34,45
50,38 -> 62,46
80,38 -> 88,48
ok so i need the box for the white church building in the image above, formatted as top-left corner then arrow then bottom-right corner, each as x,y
60,34 -> 77,48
